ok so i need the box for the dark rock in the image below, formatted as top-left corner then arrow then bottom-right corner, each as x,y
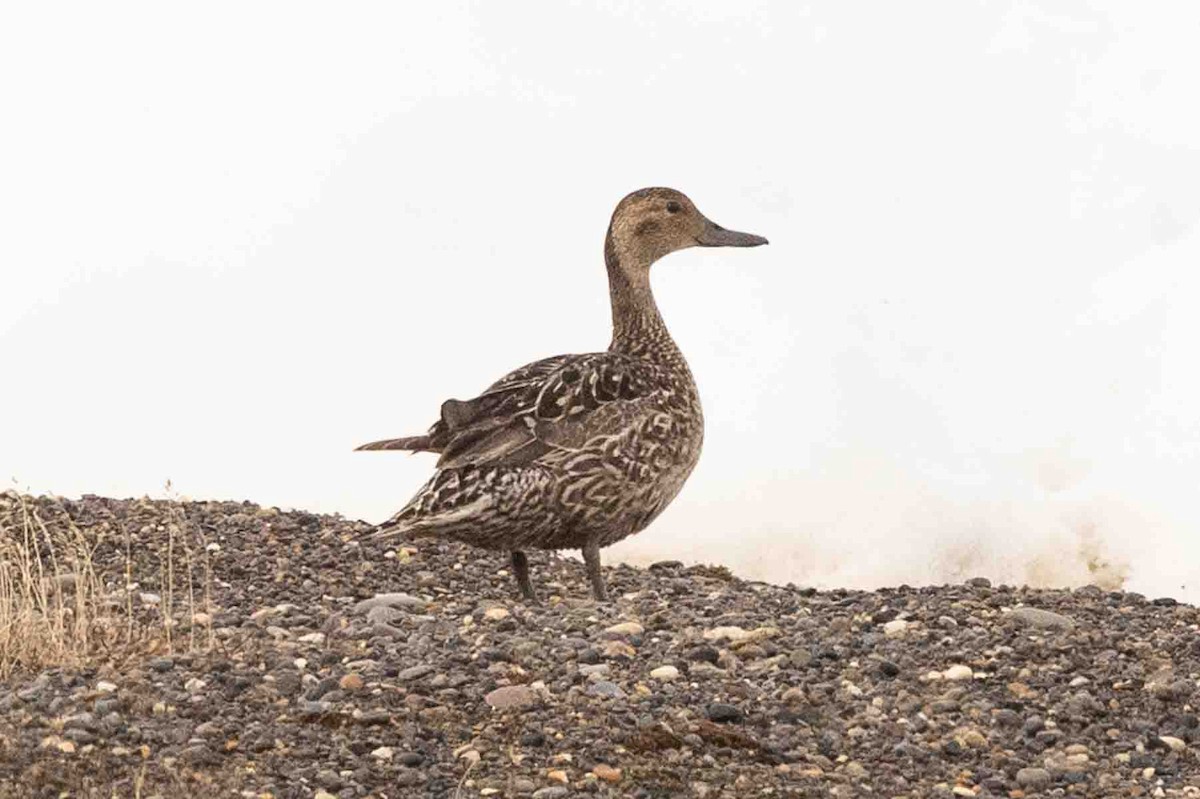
706,703 -> 743,723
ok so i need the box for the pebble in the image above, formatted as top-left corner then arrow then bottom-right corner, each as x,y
366,605 -> 405,626
1016,767 -> 1052,789
703,626 -> 750,643
605,621 -> 644,636
485,685 -> 537,710
338,673 -> 364,691
942,665 -> 974,681
1158,736 -> 1186,752
883,619 -> 909,636
1007,606 -> 1075,630
593,763 -> 621,782
353,593 -> 426,614
706,703 -> 743,723
649,665 -> 679,680
484,607 -> 510,621
531,788 -> 568,799
397,664 -> 434,682
586,681 -> 627,699
601,640 -> 636,659
194,721 -> 221,737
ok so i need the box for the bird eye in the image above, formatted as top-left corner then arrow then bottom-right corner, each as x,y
666,201 -> 682,214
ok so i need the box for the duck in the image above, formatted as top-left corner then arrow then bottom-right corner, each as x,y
357,187 -> 767,601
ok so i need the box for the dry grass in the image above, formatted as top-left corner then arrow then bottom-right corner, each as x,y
0,490 -> 215,679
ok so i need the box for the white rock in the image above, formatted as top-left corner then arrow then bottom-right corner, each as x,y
484,607 -> 510,621
649,665 -> 680,681
1159,736 -> 1186,752
297,632 -> 325,644
184,678 -> 206,693
703,626 -> 750,643
371,746 -> 394,760
943,665 -> 974,681
205,542 -> 221,553
139,592 -> 161,606
883,619 -> 909,636
1006,606 -> 1075,631
96,681 -> 118,693
605,621 -> 644,636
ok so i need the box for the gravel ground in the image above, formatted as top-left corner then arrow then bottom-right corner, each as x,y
1,494 -> 1198,798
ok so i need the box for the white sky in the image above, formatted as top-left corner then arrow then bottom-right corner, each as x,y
3,3 -> 1199,599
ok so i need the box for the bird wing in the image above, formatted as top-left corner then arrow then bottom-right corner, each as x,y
355,355 -> 574,453
431,352 -> 658,470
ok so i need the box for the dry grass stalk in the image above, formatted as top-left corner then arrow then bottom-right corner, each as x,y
0,490 -> 215,679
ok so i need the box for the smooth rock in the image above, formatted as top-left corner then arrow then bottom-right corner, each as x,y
531,788 -> 568,799
593,763 -> 621,782
943,665 -> 974,681
485,685 -> 537,710
586,681 -> 627,699
1016,767 -> 1052,789
703,626 -> 750,643
1007,606 -> 1075,631
397,665 -> 434,682
353,593 -> 426,614
605,621 -> 644,636
1159,736 -> 1186,752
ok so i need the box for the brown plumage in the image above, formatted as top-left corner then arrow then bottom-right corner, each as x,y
357,188 -> 767,601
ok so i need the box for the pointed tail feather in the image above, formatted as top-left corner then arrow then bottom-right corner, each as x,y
355,435 -> 433,452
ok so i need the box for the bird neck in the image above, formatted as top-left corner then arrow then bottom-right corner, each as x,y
605,229 -> 683,364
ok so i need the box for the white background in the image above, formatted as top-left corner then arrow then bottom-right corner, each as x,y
3,3 -> 1199,599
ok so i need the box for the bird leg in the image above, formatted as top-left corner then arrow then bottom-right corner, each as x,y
582,542 -> 609,601
510,550 -> 538,603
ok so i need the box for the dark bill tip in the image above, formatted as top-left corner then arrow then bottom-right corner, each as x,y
695,222 -> 769,248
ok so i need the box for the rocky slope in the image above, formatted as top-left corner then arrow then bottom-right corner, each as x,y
0,494 -> 1198,798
